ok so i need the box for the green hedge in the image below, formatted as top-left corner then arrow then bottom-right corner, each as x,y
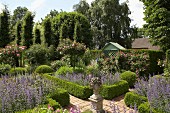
35,65 -> 54,74
138,102 -> 161,113
46,98 -> 61,110
122,50 -> 164,75
124,92 -> 147,107
41,74 -> 92,99
42,74 -> 129,100
120,71 -> 136,87
48,88 -> 69,107
9,67 -> 27,75
101,80 -> 129,100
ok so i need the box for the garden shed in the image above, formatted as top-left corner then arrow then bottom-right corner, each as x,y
102,42 -> 126,56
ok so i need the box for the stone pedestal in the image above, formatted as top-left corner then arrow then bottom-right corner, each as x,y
89,94 -> 104,113
89,77 -> 104,113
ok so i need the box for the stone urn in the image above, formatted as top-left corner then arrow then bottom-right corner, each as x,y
89,77 -> 104,113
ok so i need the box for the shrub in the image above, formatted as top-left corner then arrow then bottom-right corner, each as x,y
9,67 -> 27,75
46,98 -> 61,110
138,102 -> 160,113
48,88 -> 70,107
50,60 -> 67,71
25,44 -> 49,65
101,80 -> 129,100
0,64 -> 11,75
35,65 -> 54,74
124,92 -> 147,107
0,45 -> 26,67
138,102 -> 151,113
56,66 -> 73,75
120,71 -> 136,87
41,74 -> 93,99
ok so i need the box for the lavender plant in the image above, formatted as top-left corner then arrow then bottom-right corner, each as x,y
56,72 -> 120,86
134,76 -> 170,113
0,74 -> 57,113
147,77 -> 170,113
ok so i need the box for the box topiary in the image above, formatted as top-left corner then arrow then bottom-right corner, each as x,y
35,65 -> 54,74
101,80 -> 129,100
124,92 -> 147,107
56,66 -> 73,75
0,64 -> 11,75
9,67 -> 27,75
48,88 -> 70,107
120,71 -> 136,87
138,102 -> 160,113
46,98 -> 61,110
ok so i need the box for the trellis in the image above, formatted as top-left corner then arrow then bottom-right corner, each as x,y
103,50 -> 119,57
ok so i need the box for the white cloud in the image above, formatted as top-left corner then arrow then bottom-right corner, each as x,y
128,0 -> 145,27
86,0 -> 94,4
0,3 -> 4,13
30,0 -> 46,11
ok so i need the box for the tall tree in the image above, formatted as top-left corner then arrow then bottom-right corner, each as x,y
140,0 -> 170,51
0,5 -> 10,47
15,21 -> 22,45
21,11 -> 34,48
10,7 -> 28,41
52,12 -> 93,48
33,23 -> 41,44
73,0 -> 90,19
11,6 -> 28,27
88,0 -> 131,49
42,17 -> 52,47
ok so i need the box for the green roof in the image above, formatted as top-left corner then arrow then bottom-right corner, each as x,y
102,42 -> 126,51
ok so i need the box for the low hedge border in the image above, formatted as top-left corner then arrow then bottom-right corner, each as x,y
48,88 -> 70,107
101,80 -> 129,100
138,102 -> 162,113
124,92 -> 147,107
41,74 -> 92,99
42,74 -> 129,100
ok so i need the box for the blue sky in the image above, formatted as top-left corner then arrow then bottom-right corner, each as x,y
0,0 -> 145,27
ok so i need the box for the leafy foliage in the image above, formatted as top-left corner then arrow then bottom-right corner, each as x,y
57,38 -> 86,67
9,67 -> 27,75
0,64 -> 11,75
21,11 -> 34,48
140,0 -> 170,52
42,18 -> 52,47
0,6 -> 10,47
120,71 -> 137,87
35,65 -> 54,74
0,45 -> 26,66
25,44 -> 49,65
52,12 -> 92,48
88,0 -> 131,49
124,92 -> 148,107
33,23 -> 41,44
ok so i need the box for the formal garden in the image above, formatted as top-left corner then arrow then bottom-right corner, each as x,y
0,0 -> 170,113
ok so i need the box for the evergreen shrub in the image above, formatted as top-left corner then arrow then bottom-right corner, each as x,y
9,67 -> 27,75
56,66 -> 73,75
0,64 -> 11,75
35,65 -> 54,74
46,98 -> 61,110
48,88 -> 69,107
41,74 -> 93,99
120,71 -> 136,87
124,92 -> 147,107
101,80 -> 129,100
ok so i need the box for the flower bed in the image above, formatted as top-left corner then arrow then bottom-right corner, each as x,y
0,74 -> 69,113
124,75 -> 170,113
